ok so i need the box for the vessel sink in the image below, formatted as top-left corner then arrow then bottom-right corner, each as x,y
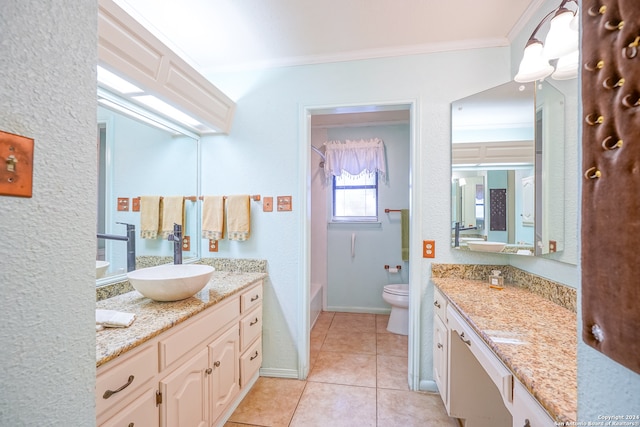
96,260 -> 110,278
467,241 -> 506,253
127,264 -> 215,302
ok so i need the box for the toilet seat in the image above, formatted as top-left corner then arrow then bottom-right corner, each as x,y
383,284 -> 409,296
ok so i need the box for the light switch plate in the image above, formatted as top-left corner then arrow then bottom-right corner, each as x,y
0,130 -> 34,198
117,197 -> 130,211
263,196 -> 273,212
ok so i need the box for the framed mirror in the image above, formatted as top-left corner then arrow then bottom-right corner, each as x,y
96,89 -> 201,285
450,80 -> 567,258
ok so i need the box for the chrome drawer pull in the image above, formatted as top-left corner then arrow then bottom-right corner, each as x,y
250,295 -> 259,302
250,351 -> 259,361
437,343 -> 443,349
250,317 -> 259,326
434,301 -> 441,309
459,332 -> 471,346
103,375 -> 134,399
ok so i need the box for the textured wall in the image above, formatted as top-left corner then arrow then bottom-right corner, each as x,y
205,47 -> 511,381
0,1 -> 97,424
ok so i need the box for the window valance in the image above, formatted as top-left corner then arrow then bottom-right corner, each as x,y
323,138 -> 387,182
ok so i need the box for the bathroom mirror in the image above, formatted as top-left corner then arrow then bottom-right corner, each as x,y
450,80 -> 572,261
96,89 -> 200,285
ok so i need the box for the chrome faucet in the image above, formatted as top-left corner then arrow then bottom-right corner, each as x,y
452,222 -> 478,247
97,223 -> 136,272
168,223 -> 183,265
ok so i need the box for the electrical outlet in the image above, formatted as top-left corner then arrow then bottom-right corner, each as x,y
423,240 -> 435,258
209,239 -> 218,252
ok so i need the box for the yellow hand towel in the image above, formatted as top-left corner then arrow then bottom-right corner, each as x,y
140,196 -> 161,239
226,195 -> 250,241
202,196 -> 225,240
160,196 -> 185,239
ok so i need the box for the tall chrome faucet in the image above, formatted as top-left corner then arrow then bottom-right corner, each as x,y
97,222 -> 136,272
168,223 -> 183,265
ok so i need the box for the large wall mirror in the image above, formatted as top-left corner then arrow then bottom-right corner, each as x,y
451,79 -> 576,264
96,89 -> 201,285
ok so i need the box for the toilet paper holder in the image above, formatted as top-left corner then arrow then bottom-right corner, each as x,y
384,265 -> 402,271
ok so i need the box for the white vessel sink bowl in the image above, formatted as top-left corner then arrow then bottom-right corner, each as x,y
127,264 -> 215,302
96,260 -> 110,278
467,241 -> 506,253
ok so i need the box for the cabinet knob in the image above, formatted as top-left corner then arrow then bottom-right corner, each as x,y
437,343 -> 443,349
459,332 -> 471,346
214,361 -> 221,368
205,368 -> 212,375
128,423 -> 134,427
524,419 -> 531,427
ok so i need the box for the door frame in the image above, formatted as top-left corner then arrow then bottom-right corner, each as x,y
297,98 -> 423,390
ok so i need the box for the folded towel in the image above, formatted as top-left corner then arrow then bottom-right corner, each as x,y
202,196 -> 225,240
401,209 -> 410,261
160,196 -> 185,239
96,309 -> 136,328
140,196 -> 161,239
226,195 -> 250,241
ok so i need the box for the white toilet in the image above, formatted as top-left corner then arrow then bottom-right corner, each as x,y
382,284 -> 409,335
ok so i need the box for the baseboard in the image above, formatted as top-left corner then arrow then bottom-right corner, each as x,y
325,306 -> 391,315
419,379 -> 439,393
258,367 -> 300,379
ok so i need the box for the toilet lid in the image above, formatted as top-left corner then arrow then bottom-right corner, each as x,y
384,284 -> 409,296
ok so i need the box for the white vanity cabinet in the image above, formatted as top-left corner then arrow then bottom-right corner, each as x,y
96,280 -> 264,427
433,288 -> 449,409
434,286 -> 556,427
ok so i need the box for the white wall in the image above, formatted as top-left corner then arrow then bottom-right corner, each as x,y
204,47 -> 512,380
0,1 -> 96,424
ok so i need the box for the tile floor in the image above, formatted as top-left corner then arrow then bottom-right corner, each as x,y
225,312 -> 459,427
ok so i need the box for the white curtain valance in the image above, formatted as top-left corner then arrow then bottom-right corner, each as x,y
323,138 -> 387,182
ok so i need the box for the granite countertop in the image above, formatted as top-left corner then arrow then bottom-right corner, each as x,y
96,271 -> 267,368
433,277 -> 577,424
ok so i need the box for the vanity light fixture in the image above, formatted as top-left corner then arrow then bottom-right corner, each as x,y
514,0 -> 579,83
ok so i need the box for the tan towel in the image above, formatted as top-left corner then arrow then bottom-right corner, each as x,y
202,196 -> 225,240
160,196 -> 185,239
140,196 -> 161,239
226,195 -> 250,241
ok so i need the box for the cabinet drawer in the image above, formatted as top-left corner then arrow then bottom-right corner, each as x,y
240,282 -> 263,314
433,287 -> 447,322
98,386 -> 158,427
240,306 -> 262,351
158,296 -> 239,370
240,337 -> 262,388
96,343 -> 157,416
447,305 -> 513,406
512,380 -> 555,427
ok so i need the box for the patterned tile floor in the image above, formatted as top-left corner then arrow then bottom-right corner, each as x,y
225,312 -> 458,427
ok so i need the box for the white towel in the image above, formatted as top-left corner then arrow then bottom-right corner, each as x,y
96,309 -> 136,328
160,196 -> 185,239
202,196 -> 225,240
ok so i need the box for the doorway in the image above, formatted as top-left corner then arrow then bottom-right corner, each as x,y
298,100 -> 422,390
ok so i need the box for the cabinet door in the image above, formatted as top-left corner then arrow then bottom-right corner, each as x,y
433,314 -> 448,411
99,387 -> 158,427
209,325 -> 240,424
160,347 -> 209,427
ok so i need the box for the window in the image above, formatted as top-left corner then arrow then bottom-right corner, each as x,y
332,172 -> 378,221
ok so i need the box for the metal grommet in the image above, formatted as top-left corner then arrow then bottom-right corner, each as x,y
604,20 -> 624,31
622,94 -> 640,108
603,77 -> 625,89
602,136 -> 623,150
588,5 -> 607,16
623,36 -> 640,59
584,60 -> 604,71
585,113 -> 604,125
584,167 -> 602,179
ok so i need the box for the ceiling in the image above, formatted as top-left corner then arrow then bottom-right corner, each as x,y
114,0 -> 544,74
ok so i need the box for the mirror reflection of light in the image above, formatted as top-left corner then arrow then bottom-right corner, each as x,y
97,66 -> 142,94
